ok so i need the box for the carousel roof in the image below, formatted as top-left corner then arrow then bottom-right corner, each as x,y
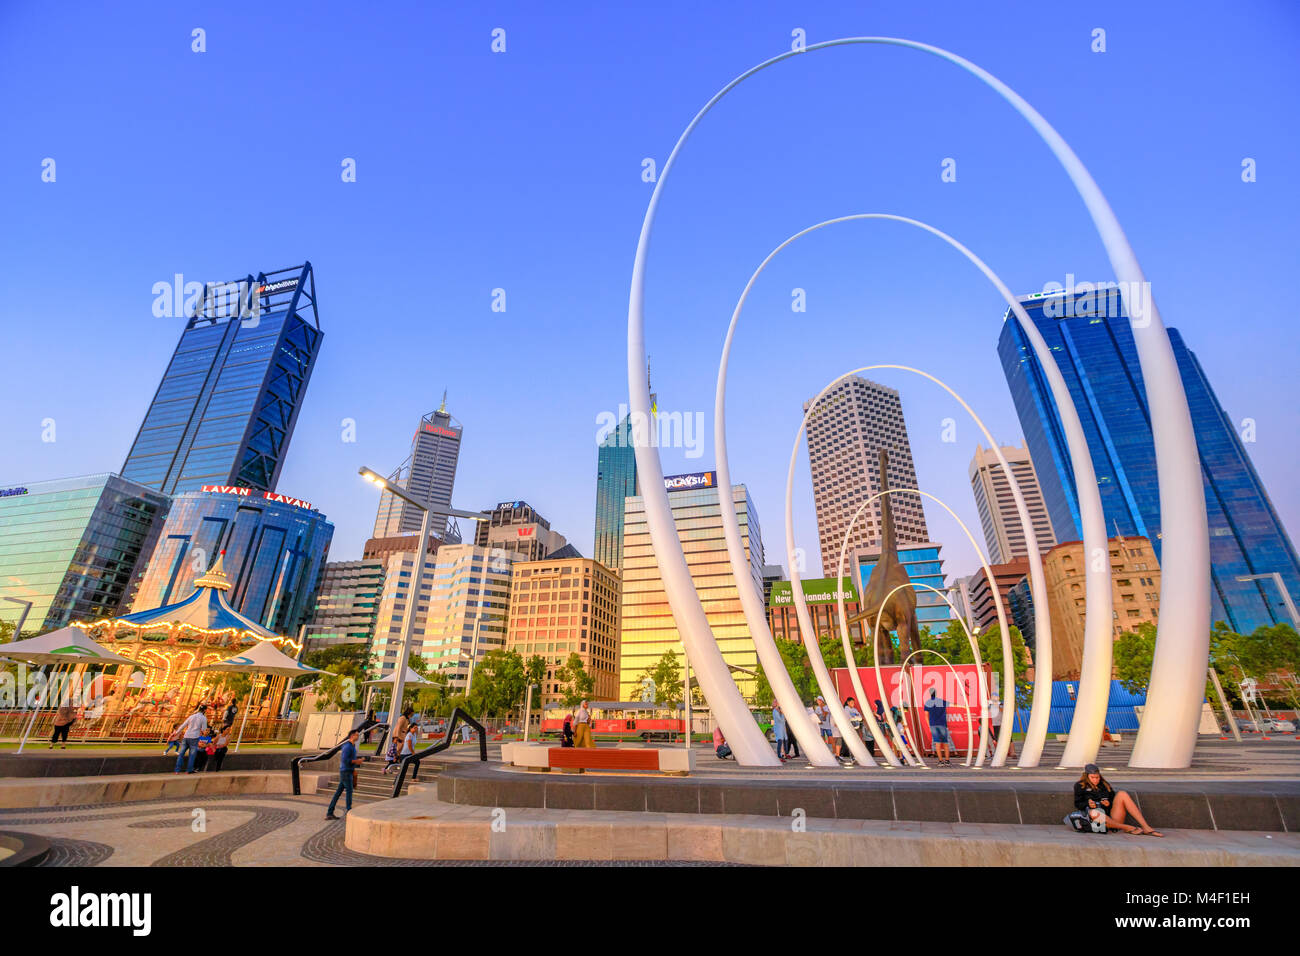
86,551 -> 281,640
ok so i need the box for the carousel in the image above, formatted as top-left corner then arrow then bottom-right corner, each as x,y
72,552 -> 305,733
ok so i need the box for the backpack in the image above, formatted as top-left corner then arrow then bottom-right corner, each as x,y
1065,810 -> 1105,833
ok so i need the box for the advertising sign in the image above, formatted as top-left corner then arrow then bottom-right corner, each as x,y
0,487 -> 29,498
768,577 -> 858,608
831,663 -> 990,753
201,485 -> 314,511
663,471 -> 716,491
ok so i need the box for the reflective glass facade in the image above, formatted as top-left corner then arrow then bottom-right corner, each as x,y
593,412 -> 640,572
307,559 -> 385,650
856,543 -> 954,628
0,474 -> 169,631
619,484 -> 764,700
999,288 -> 1300,634
132,489 -> 333,636
121,263 -> 322,494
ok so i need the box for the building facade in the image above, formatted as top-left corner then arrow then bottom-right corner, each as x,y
968,443 -> 1056,565
1042,535 -> 1162,679
593,410 -> 640,573
855,541 -> 954,631
767,577 -> 866,646
620,476 -> 764,700
474,501 -> 568,562
121,263 -> 322,495
999,286 -> 1300,635
506,557 -> 620,706
805,376 -> 929,575
966,557 -> 1032,637
131,486 -> 333,637
372,399 -> 464,542
0,474 -> 170,633
307,559 -> 384,651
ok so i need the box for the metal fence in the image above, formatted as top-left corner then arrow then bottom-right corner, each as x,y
0,710 -> 296,745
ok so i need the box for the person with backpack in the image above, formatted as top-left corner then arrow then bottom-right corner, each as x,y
1072,764 -> 1163,836
712,724 -> 732,760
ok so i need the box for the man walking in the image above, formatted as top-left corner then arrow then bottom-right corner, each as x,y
574,699 -> 594,748
173,705 -> 211,774
772,702 -> 787,760
326,728 -> 362,820
924,688 -> 954,766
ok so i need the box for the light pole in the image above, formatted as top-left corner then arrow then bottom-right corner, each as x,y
3,597 -> 32,642
1237,573 -> 1300,631
464,613 -> 484,697
522,682 -> 537,742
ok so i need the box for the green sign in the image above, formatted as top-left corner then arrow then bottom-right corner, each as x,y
768,577 -> 858,608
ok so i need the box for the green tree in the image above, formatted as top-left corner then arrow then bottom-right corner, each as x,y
1113,621 -> 1157,695
637,649 -> 684,707
1211,621 -> 1300,708
301,642 -> 372,710
555,652 -> 595,707
976,623 -> 1032,702
465,649 -> 528,718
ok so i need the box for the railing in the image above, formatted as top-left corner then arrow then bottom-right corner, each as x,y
391,708 -> 486,798
0,710 -> 295,745
290,718 -> 386,795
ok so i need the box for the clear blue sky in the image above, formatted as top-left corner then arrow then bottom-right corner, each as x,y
2,0 -> 1297,581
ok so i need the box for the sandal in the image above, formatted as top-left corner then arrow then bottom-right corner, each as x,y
1140,828 -> 1164,837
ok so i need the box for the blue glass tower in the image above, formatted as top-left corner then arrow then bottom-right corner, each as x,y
998,287 -> 1300,634
122,263 -> 322,494
593,403 -> 647,573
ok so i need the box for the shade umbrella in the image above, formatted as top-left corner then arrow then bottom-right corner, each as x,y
185,640 -> 325,751
362,665 -> 432,719
0,627 -> 148,754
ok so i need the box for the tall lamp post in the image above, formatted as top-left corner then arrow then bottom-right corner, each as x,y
3,597 -> 33,642
358,466 -> 489,729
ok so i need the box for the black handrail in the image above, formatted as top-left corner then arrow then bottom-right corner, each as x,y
290,718 -> 387,795
390,708 -> 486,798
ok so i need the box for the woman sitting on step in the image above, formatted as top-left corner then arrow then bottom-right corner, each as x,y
1073,763 -> 1164,836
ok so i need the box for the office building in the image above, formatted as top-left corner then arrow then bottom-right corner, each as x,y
999,286 -> 1300,635
1042,535 -> 1162,679
307,559 -> 385,652
506,556 -> 620,706
767,577 -> 866,646
594,409 -> 641,573
131,485 -> 333,637
474,500 -> 568,562
854,541 -> 954,630
966,557 -> 1032,636
619,472 -> 765,699
805,376 -> 929,575
969,443 -> 1056,564
372,398 -> 463,542
0,474 -> 169,633
121,263 -> 323,495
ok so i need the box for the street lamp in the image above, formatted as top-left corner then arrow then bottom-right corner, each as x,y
1236,573 -> 1300,630
3,597 -> 33,642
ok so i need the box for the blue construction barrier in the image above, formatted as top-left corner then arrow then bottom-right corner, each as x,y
1012,680 -> 1149,734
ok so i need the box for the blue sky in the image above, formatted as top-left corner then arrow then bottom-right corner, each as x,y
2,0 -> 1297,581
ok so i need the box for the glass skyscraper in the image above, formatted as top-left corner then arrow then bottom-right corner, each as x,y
856,543 -> 954,630
998,287 -> 1300,634
0,474 -> 170,632
373,398 -> 464,542
131,487 -> 333,637
121,263 -> 323,495
593,410 -> 641,573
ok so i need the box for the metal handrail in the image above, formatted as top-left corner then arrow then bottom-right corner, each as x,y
290,718 -> 387,795
390,708 -> 486,798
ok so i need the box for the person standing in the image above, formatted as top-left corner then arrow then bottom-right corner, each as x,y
162,721 -> 184,756
49,702 -> 76,749
223,697 -> 238,728
561,712 -> 575,747
772,703 -> 788,760
325,729 -> 363,820
574,699 -> 594,748
205,725 -> 231,771
173,705 -> 211,774
924,688 -> 954,766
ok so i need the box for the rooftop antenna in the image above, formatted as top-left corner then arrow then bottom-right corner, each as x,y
438,389 -> 447,414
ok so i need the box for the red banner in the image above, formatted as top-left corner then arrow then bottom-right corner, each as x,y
831,663 -> 990,753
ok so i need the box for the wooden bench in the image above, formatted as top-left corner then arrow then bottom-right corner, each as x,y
504,743 -> 694,776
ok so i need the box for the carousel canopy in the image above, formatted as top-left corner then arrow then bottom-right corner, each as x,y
185,638 -> 325,678
94,551 -> 280,641
0,626 -> 146,667
362,665 -> 432,687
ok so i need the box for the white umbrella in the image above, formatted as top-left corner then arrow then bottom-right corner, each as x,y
2,627 -> 148,754
185,641 -> 325,751
361,665 -> 431,687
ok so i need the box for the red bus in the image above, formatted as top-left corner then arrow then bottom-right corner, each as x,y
540,701 -> 686,742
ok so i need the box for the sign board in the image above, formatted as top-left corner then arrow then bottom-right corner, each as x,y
200,485 -> 314,511
663,471 -> 716,491
768,577 -> 858,608
831,663 -> 990,753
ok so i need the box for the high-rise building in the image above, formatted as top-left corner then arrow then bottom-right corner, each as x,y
854,541 -> 954,630
1042,535 -> 1162,679
805,376 -> 928,575
966,557 -> 1032,637
372,397 -> 463,542
0,474 -> 169,633
131,486 -> 333,637
999,287 -> 1300,634
619,473 -> 764,699
767,577 -> 867,646
506,557 -> 620,706
370,543 -> 515,687
307,559 -> 384,652
121,263 -> 323,495
969,443 -> 1056,565
593,409 -> 641,573
474,501 -> 569,562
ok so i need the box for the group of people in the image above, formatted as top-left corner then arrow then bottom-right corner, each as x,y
164,698 -> 238,773
559,700 -> 594,748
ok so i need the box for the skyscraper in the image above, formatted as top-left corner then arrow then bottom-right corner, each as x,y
121,263 -> 323,494
373,397 -> 463,543
805,376 -> 928,574
968,443 -> 1057,565
474,500 -> 570,561
999,286 -> 1300,634
593,409 -> 640,573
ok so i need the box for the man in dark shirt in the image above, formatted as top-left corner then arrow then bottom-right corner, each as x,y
924,688 -> 954,766
326,729 -> 362,820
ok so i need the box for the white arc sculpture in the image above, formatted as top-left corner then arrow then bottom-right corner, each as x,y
629,37 -> 1208,768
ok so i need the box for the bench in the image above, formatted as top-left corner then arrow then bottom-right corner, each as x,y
503,743 -> 694,776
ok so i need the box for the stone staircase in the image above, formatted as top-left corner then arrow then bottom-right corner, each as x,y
314,755 -> 440,804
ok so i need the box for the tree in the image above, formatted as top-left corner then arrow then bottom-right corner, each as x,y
302,642 -> 372,710
465,649 -> 528,718
555,652 -> 595,707
1114,622 -> 1157,695
1211,621 -> 1300,708
975,623 -> 1032,703
638,649 -> 683,707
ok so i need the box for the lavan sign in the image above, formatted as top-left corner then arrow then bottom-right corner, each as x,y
200,486 -> 315,511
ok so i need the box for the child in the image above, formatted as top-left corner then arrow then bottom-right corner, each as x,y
162,722 -> 184,756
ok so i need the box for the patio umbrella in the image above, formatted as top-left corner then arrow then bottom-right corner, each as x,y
185,640 -> 325,751
361,665 -> 432,717
0,627 -> 148,754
